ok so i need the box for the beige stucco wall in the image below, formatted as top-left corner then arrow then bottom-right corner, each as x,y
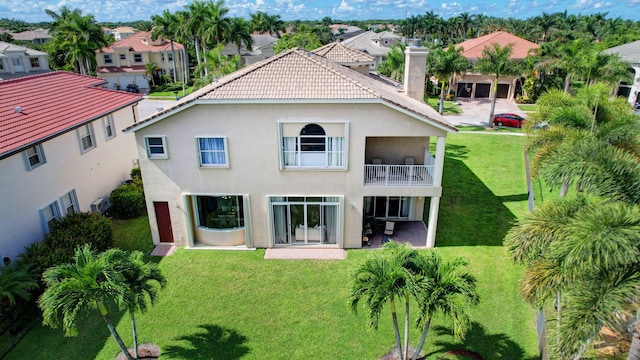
0,106 -> 139,260
135,102 -> 448,249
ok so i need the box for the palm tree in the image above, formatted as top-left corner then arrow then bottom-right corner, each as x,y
251,11 -> 285,38
145,63 -> 160,86
228,17 -> 253,65
474,43 -> 522,126
39,245 -> 134,360
410,251 -> 479,360
192,44 -> 239,89
151,10 -> 179,82
108,250 -> 166,360
0,263 -> 38,312
506,198 -> 640,358
426,45 -> 470,115
182,1 -> 210,74
376,43 -> 405,82
349,243 -> 413,360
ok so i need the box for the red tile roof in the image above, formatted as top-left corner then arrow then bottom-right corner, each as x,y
455,31 -> 539,60
98,31 -> 184,53
0,71 -> 142,159
96,65 -> 146,74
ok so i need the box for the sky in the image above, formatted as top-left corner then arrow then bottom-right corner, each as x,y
1,0 -> 640,23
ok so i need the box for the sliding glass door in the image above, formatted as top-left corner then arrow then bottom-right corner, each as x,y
270,196 -> 341,246
365,196 -> 412,219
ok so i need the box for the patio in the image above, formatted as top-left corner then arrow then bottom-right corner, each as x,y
363,220 -> 428,249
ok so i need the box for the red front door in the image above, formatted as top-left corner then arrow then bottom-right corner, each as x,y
154,202 -> 174,243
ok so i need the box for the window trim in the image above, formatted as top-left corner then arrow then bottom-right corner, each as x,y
103,114 -> 116,140
78,123 -> 96,153
196,136 -> 229,168
104,54 -> 113,64
278,122 -> 349,170
145,136 -> 168,159
24,144 -> 46,170
40,201 -> 61,234
59,190 -> 79,215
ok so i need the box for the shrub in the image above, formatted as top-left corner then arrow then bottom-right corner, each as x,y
19,212 -> 113,274
109,184 -> 145,219
515,95 -> 534,104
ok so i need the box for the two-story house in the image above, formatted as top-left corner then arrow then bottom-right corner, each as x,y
605,39 -> 640,106
221,34 -> 278,66
0,71 -> 142,261
454,31 -> 539,100
0,41 -> 50,80
124,46 -> 456,252
96,31 -> 187,90
10,28 -> 52,45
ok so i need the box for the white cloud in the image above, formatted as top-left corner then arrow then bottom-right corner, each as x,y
338,0 -> 354,11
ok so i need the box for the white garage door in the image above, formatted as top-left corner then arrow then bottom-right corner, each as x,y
134,75 -> 149,89
118,75 -> 134,87
99,75 -> 117,90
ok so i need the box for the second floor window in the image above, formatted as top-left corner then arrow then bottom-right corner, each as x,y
134,54 -> 142,63
282,123 -> 345,168
145,136 -> 167,159
24,144 -> 46,170
103,115 -> 116,140
168,53 -> 173,61
197,137 -> 228,167
78,124 -> 95,153
30,57 -> 40,68
104,54 -> 112,64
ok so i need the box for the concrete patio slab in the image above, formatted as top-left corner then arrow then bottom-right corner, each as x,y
264,248 -> 347,260
150,244 -> 177,256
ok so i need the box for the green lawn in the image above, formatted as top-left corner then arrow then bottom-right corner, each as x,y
6,133 -> 539,360
147,86 -> 194,99
426,98 -> 463,115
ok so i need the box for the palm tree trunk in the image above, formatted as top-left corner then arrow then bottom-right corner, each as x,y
564,74 -> 572,93
628,321 -> 640,360
412,318 -> 431,360
390,299 -> 405,360
130,312 -> 139,359
439,82 -> 446,115
170,41 -> 177,83
488,76 -> 499,126
98,301 -> 134,360
404,297 -> 410,360
560,181 -> 569,198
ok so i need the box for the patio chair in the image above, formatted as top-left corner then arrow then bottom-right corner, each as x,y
383,221 -> 395,236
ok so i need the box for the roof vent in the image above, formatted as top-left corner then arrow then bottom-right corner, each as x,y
14,106 -> 22,113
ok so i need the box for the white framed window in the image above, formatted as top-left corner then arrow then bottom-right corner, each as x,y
12,58 -> 20,66
30,57 -> 40,68
24,144 -> 46,170
78,124 -> 96,153
168,53 -> 173,61
104,54 -> 112,64
145,136 -> 168,159
280,123 -> 347,169
196,137 -> 228,167
134,53 -> 142,63
119,54 -> 126,60
59,190 -> 79,215
103,115 -> 116,140
40,201 -> 61,234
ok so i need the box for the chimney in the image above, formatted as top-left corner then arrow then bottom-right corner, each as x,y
403,45 -> 428,102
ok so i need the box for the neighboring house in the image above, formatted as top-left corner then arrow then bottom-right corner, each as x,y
109,26 -> 137,41
331,24 -> 365,42
11,28 -> 51,45
221,34 -> 278,65
604,40 -> 640,105
124,46 -> 456,252
96,31 -> 187,90
312,42 -> 375,75
0,41 -> 50,80
341,30 -> 402,69
0,71 -> 142,260
453,31 -> 539,100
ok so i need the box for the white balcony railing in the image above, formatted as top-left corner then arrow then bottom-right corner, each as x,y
364,164 -> 434,186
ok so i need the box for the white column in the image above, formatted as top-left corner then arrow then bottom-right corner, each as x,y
426,136 -> 447,247
629,66 -> 640,105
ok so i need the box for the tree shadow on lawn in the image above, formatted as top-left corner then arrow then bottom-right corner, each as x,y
163,324 -> 249,359
434,144 -> 526,247
426,322 -> 538,360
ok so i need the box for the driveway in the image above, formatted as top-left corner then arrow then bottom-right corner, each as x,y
137,98 -> 177,119
443,98 -> 527,127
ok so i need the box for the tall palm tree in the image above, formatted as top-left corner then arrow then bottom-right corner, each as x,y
182,1 -> 209,74
410,251 -> 479,360
192,44 -> 239,89
145,63 -> 160,86
426,45 -> 470,114
376,43 -> 405,82
474,43 -> 522,126
108,250 -> 166,360
228,17 -> 253,65
151,10 -> 179,82
349,244 -> 413,360
39,245 -> 134,360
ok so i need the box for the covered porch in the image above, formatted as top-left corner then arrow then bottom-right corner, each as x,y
362,220 -> 428,249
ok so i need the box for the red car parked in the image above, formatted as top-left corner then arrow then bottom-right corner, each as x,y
493,113 -> 525,128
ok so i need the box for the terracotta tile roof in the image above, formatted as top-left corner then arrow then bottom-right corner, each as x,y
341,31 -> 400,57
125,48 -> 456,133
96,65 -> 146,74
98,31 -> 184,53
0,71 -> 141,159
455,31 -> 539,60
312,42 -> 374,64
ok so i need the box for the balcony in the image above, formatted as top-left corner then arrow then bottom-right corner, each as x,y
364,164 -> 434,186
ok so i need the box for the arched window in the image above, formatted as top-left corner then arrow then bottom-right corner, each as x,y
281,123 -> 346,168
300,124 -> 326,152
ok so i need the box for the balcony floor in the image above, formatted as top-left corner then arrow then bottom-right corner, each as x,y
363,221 -> 428,249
